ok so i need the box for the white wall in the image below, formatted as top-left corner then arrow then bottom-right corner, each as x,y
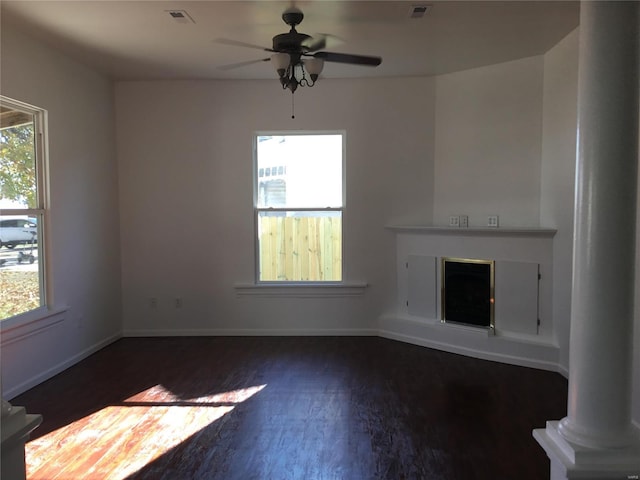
0,24 -> 122,399
115,78 -> 435,335
540,29 -> 579,375
433,55 -> 545,227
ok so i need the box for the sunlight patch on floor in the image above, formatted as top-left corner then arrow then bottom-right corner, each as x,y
25,384 -> 267,480
124,383 -> 267,405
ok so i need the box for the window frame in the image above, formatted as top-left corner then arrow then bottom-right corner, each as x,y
253,131 -> 346,285
0,96 -> 51,321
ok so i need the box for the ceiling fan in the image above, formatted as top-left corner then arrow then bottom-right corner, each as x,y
216,6 -> 382,94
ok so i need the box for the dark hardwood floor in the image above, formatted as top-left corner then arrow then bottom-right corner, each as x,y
13,336 -> 567,480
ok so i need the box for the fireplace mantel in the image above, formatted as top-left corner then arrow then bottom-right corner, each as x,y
386,225 -> 557,237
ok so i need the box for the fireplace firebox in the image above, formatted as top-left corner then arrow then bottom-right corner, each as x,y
441,257 -> 495,331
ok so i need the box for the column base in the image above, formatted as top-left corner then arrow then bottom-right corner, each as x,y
534,421 -> 640,479
1,405 -> 42,480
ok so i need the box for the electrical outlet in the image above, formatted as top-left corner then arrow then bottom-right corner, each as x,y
459,215 -> 469,228
449,215 -> 460,227
487,215 -> 499,228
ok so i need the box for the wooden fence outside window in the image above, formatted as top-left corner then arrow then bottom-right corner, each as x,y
258,215 -> 342,281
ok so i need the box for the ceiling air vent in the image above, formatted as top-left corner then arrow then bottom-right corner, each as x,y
166,10 -> 195,24
409,5 -> 432,19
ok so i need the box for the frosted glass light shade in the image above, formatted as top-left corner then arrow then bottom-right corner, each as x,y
271,53 -> 290,75
304,57 -> 324,76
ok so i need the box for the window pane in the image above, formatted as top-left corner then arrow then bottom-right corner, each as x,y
0,213 -> 43,319
256,135 -> 342,209
0,109 -> 37,209
258,211 -> 342,282
1,98 -> 45,321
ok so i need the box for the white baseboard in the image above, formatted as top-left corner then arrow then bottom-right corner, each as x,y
123,322 -> 563,373
379,328 -> 560,373
557,363 -> 569,378
6,331 -> 122,400
123,328 -> 378,337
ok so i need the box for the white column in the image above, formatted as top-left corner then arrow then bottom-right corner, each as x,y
560,0 -> 640,449
534,1 -> 640,479
1,398 -> 42,480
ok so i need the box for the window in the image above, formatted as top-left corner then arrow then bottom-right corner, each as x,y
255,133 -> 343,282
0,97 -> 48,320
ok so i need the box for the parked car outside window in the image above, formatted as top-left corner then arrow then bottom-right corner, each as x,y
0,218 -> 38,249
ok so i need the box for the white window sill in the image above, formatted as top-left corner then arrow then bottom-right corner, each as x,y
0,306 -> 68,346
234,282 -> 368,298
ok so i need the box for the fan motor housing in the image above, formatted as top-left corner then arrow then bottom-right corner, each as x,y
272,32 -> 311,52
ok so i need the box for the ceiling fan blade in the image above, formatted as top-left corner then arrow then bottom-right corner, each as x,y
302,35 -> 326,52
313,51 -> 382,67
303,34 -> 344,53
214,37 -> 274,52
217,58 -> 271,71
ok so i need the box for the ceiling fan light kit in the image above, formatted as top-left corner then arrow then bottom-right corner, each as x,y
271,53 -> 324,93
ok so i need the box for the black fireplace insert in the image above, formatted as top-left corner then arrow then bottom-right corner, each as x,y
441,257 -> 495,329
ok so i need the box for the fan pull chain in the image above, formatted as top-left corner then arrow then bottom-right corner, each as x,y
291,93 -> 295,119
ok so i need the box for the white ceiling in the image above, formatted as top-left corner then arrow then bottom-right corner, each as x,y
1,1 -> 580,81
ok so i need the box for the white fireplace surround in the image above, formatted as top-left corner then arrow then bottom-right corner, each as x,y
379,225 -> 560,373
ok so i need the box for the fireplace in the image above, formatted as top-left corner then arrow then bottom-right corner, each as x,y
441,257 -> 495,331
